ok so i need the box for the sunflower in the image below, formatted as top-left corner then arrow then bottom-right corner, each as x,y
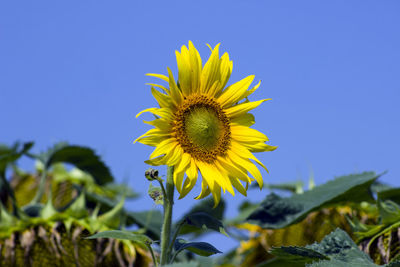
135,41 -> 276,205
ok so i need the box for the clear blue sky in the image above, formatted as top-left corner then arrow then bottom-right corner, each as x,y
1,1 -> 399,253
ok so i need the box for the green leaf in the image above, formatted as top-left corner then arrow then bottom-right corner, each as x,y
0,203 -> 16,229
272,229 -> 381,267
0,142 -> 33,174
44,144 -> 113,185
377,199 -> 400,224
255,258 -> 305,267
86,230 -> 152,246
247,172 -> 380,229
148,183 -> 163,205
0,142 -> 33,209
103,183 -> 138,199
378,188 -> 400,205
98,196 -> 125,228
162,262 -> 199,267
178,197 -> 226,236
41,198 -> 58,220
183,212 -> 227,236
127,210 -> 163,240
65,191 -> 88,218
270,246 -> 329,263
386,261 -> 400,267
174,238 -> 222,257
186,197 -> 225,220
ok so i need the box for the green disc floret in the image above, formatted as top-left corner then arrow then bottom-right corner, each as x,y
185,107 -> 223,150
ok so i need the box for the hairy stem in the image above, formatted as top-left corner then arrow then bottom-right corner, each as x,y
167,220 -> 185,262
160,166 -> 174,265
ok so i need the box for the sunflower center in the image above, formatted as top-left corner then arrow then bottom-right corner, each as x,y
173,94 -> 231,163
185,107 -> 222,150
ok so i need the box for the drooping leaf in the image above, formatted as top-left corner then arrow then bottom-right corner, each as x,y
103,183 -> 138,199
162,262 -> 199,267
378,188 -> 400,205
272,229 -> 382,267
254,258 -> 305,267
174,238 -> 222,257
270,246 -> 329,263
41,198 -> 58,220
182,212 -> 227,236
228,200 -> 259,225
0,142 -> 33,175
98,196 -> 125,228
44,144 -> 113,185
184,197 -> 225,220
377,200 -> 400,225
0,142 -> 33,209
127,210 -> 163,240
247,172 -> 380,229
178,197 -> 226,236
65,191 -> 88,218
86,230 -> 152,246
0,203 -> 16,229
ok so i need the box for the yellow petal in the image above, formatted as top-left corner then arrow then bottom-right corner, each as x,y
217,156 -> 251,183
175,153 -> 191,174
143,118 -> 171,132
231,125 -> 269,143
136,107 -> 157,118
231,141 -> 269,173
167,67 -> 183,107
134,128 -> 167,143
242,80 -> 261,99
196,161 -> 217,192
218,75 -> 255,107
211,183 -> 221,208
179,176 -> 198,199
231,113 -> 255,127
175,48 -> 191,96
245,143 -> 278,153
188,41 -> 202,93
145,156 -> 167,166
165,145 -> 183,166
151,87 -> 172,109
146,83 -> 169,93
214,160 -> 235,195
149,138 -> 177,159
136,134 -> 168,146
146,73 -> 169,82
225,99 -> 271,118
229,177 -> 247,196
174,170 -> 185,194
175,42 -> 202,96
200,43 -> 221,94
186,159 -> 199,180
217,52 -> 233,92
195,179 -> 211,199
227,149 -> 263,188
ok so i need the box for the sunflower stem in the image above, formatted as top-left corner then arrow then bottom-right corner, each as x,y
160,166 -> 174,265
167,219 -> 185,262
147,244 -> 158,267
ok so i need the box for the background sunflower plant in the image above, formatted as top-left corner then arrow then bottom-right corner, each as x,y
2,42 -> 398,267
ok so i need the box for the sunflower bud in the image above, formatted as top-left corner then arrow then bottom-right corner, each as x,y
145,168 -> 159,181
